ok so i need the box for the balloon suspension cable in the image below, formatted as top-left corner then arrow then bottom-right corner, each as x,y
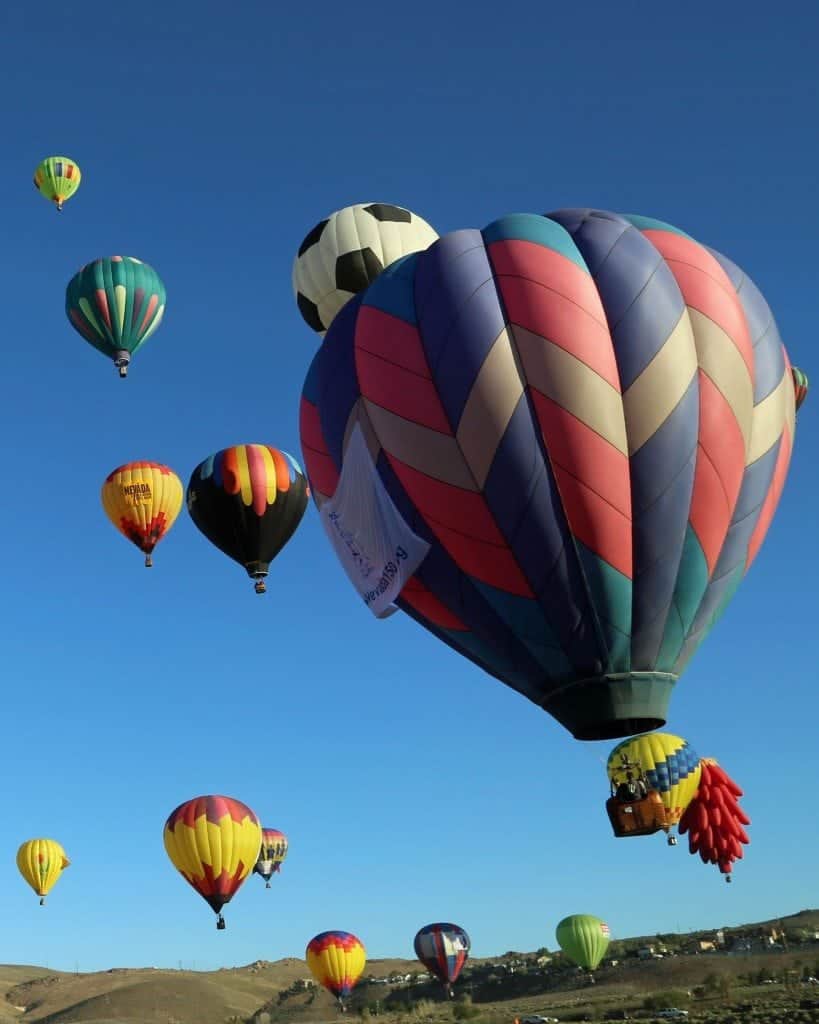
254,578 -> 267,595
216,914 -> 226,930
145,553 -> 153,568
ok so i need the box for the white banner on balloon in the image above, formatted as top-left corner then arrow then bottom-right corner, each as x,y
319,424 -> 430,618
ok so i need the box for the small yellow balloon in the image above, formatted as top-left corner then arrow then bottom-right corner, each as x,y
17,838 -> 70,905
101,462 -> 183,567
33,156 -> 82,211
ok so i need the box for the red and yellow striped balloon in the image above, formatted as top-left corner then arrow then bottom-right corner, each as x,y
306,930 -> 366,1006
101,462 -> 183,567
163,795 -> 261,929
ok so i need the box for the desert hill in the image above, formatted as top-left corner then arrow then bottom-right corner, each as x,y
3,908 -> 818,1024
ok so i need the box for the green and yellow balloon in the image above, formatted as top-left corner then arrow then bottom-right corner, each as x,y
65,257 -> 167,377
33,156 -> 81,211
556,915 -> 611,971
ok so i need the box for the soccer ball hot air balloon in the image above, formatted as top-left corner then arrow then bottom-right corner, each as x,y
163,795 -> 261,930
299,210 -> 801,742
414,923 -> 470,997
186,445 -> 309,594
253,828 -> 288,887
556,914 -> 610,973
306,931 -> 366,1010
33,156 -> 81,211
17,838 -> 70,905
101,462 -> 183,567
66,256 -> 166,377
293,203 -> 438,337
606,732 -> 701,845
678,757 -> 750,882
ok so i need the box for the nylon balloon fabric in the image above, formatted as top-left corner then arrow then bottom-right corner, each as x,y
101,461 -> 183,566
414,922 -> 470,990
677,758 -> 750,881
254,827 -> 288,882
299,210 -> 800,741
16,839 -> 70,903
555,914 -> 611,970
163,795 -> 261,917
65,256 -> 166,376
306,931 -> 366,1003
607,732 -> 701,824
186,445 -> 308,592
33,155 -> 81,210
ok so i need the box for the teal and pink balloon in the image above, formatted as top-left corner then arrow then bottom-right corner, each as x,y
299,210 -> 800,741
65,256 -> 166,377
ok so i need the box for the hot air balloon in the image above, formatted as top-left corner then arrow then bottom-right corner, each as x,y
33,156 -> 81,211
293,203 -> 438,336
253,828 -> 288,887
678,757 -> 750,882
556,915 -> 610,973
163,795 -> 261,929
299,210 -> 801,741
606,732 -> 701,845
101,462 -> 183,567
186,445 -> 308,594
65,256 -> 166,377
306,931 -> 366,1010
414,923 -> 470,997
792,366 -> 808,412
17,839 -> 70,905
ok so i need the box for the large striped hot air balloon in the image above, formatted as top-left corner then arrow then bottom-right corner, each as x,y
414,922 -> 470,996
186,445 -> 308,594
163,795 -> 261,929
65,256 -> 166,377
306,930 -> 366,1009
16,838 -> 70,905
33,156 -> 81,211
299,210 -> 801,742
101,462 -> 183,567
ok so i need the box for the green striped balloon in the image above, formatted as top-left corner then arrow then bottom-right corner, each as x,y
556,914 -> 611,971
65,256 -> 167,377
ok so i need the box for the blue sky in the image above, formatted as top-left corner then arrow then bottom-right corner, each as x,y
0,0 -> 816,975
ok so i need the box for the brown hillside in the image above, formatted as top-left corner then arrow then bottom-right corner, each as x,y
1,909 -> 817,1024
